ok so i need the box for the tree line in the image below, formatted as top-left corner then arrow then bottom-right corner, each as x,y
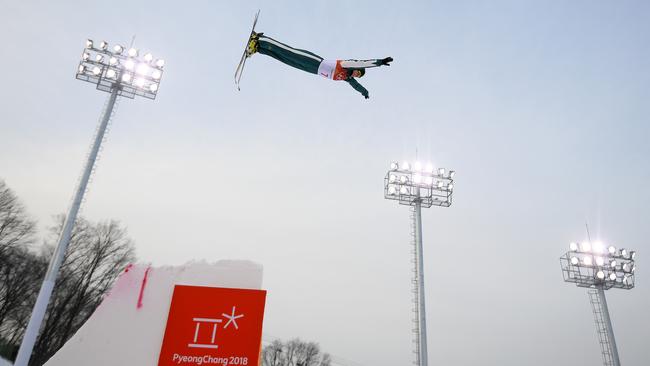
0,180 -> 135,365
261,338 -> 331,366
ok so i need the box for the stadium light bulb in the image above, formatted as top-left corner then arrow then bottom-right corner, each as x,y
135,78 -> 145,88
136,63 -> 149,75
437,181 -> 444,189
609,273 -> 617,281
389,174 -> 396,183
95,54 -> 103,62
113,45 -> 123,54
593,242 -> 605,254
85,39 -> 93,48
596,270 -> 605,280
569,242 -> 578,251
622,263 -> 630,272
100,41 -> 108,50
413,174 -> 422,184
121,73 -> 131,82
449,170 -> 456,179
425,164 -> 434,173
438,168 -> 445,176
390,162 -> 398,170
581,242 -> 592,252
144,53 -> 153,62
400,175 -> 407,183
630,251 -> 636,260
595,257 -> 605,266
448,183 -> 454,191
106,69 -> 116,79
125,59 -> 135,70
608,246 -> 616,255
152,69 -> 162,80
82,52 -> 90,61
78,65 -> 85,73
621,249 -> 628,258
583,256 -> 593,266
155,59 -> 165,68
92,66 -> 101,75
402,161 -> 410,171
570,256 -> 579,265
128,48 -> 138,57
424,176 -> 433,185
623,274 -> 633,286
610,260 -> 617,268
388,186 -> 396,195
414,162 -> 422,171
149,83 -> 158,92
400,187 -> 409,195
109,57 -> 118,66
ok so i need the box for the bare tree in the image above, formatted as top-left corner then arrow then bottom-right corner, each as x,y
0,248 -> 46,336
28,216 -> 135,365
262,338 -> 331,366
0,180 -> 38,359
0,179 -> 36,261
0,180 -> 136,365
263,339 -> 285,366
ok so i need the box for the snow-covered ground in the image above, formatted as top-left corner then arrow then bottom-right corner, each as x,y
0,357 -> 13,366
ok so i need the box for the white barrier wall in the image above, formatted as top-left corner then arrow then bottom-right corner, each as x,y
44,261 -> 263,366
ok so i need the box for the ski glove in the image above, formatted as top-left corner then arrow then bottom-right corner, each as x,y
381,57 -> 393,66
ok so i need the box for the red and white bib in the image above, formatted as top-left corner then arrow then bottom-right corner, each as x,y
317,60 -> 348,80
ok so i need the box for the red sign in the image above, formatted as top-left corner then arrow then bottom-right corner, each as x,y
158,285 -> 267,366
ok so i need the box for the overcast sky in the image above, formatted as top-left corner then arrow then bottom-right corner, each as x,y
1,1 -> 649,365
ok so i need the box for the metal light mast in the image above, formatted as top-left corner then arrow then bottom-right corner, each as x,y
384,161 -> 455,366
560,240 -> 637,366
14,38 -> 165,366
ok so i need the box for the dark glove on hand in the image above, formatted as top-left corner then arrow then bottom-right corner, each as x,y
381,57 -> 393,66
364,95 -> 369,99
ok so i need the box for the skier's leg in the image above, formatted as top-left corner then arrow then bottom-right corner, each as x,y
256,34 -> 323,75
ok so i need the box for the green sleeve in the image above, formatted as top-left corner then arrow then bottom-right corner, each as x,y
346,78 -> 369,99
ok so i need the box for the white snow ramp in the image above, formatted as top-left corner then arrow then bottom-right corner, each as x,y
44,261 -> 263,366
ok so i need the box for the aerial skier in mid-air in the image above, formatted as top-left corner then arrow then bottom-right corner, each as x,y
234,12 -> 393,99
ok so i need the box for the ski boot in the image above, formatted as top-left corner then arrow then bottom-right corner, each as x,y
245,32 -> 261,57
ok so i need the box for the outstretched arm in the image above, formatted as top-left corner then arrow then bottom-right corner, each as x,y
346,78 -> 369,99
340,57 -> 393,69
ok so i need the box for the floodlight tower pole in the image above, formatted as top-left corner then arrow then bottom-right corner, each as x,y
15,38 -> 164,366
14,88 -> 118,366
384,162 -> 454,366
413,189 -> 429,366
596,285 -> 620,366
560,241 -> 636,366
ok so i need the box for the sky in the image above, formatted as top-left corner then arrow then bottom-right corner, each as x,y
1,1 -> 649,365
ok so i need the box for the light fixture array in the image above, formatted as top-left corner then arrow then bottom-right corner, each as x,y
561,241 -> 636,290
384,161 -> 455,208
76,39 -> 164,100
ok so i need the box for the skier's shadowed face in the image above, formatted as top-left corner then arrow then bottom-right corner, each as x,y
351,69 -> 364,78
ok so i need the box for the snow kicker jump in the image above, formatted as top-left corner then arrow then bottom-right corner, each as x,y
235,11 -> 393,99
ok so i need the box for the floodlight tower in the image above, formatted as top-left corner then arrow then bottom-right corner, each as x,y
14,39 -> 165,366
560,241 -> 637,366
384,161 -> 455,366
